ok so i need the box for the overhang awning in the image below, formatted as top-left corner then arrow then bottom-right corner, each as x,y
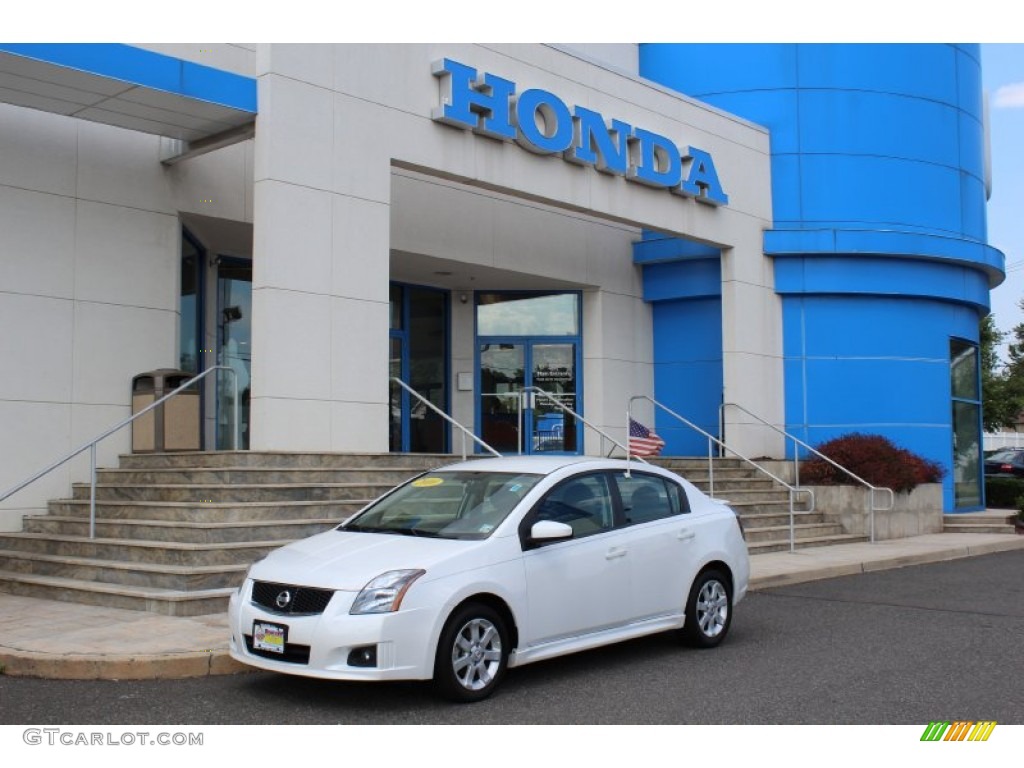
0,43 -> 256,142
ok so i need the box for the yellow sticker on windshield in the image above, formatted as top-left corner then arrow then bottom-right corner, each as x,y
412,477 -> 444,488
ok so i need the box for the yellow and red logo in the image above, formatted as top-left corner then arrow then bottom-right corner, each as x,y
920,721 -> 997,742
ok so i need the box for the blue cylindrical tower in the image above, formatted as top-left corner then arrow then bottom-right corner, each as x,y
639,44 -> 1005,510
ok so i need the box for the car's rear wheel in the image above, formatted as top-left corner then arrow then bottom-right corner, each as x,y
433,602 -> 509,702
680,569 -> 732,648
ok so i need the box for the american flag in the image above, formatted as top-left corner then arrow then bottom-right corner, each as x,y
629,418 -> 665,457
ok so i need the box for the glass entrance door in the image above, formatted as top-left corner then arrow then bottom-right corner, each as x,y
531,343 -> 578,453
479,340 -> 579,454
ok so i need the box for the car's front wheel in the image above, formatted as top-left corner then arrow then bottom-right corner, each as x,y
433,602 -> 509,702
680,569 -> 732,648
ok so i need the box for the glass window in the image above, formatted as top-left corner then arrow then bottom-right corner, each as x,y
614,473 -> 682,525
533,474 -> 614,538
179,233 -> 202,374
950,339 -> 979,400
950,338 -> 982,509
408,289 -> 448,452
477,292 -> 579,336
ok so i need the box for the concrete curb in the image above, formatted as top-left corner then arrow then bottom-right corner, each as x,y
0,648 -> 248,680
749,536 -> 1024,591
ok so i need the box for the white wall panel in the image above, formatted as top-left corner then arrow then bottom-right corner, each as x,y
0,186 -> 75,298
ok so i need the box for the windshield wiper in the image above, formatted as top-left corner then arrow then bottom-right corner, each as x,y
342,524 -> 440,538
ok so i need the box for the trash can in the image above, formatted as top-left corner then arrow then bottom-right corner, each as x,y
131,369 -> 201,452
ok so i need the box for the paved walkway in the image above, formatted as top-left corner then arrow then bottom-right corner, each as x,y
1,530 -> 1022,680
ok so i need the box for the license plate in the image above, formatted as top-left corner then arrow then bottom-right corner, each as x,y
253,621 -> 288,654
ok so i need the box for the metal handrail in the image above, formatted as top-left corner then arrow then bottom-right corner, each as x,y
629,395 -> 814,552
720,402 -> 896,543
390,378 -> 501,460
523,386 -> 646,462
0,365 -> 239,539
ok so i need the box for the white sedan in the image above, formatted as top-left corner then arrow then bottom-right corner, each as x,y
228,456 -> 749,702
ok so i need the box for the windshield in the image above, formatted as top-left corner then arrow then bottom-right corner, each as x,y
343,471 -> 543,540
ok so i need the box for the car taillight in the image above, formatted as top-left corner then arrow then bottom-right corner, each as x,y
1002,464 -> 1013,472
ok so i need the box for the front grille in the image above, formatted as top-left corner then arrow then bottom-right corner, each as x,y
251,581 -> 334,615
244,634 -> 311,665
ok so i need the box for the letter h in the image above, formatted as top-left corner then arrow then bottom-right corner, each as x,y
432,59 -> 516,140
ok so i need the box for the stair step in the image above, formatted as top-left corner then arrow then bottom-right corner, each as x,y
22,515 -> 340,543
71,482 -> 396,502
0,569 -> 234,616
942,523 -> 1015,535
748,533 -> 869,554
742,522 -> 846,544
48,499 -> 367,522
0,533 -> 288,566
115,451 -> 459,470
94,467 -> 424,485
0,549 -> 247,590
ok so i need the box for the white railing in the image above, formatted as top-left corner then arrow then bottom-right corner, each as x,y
0,365 -> 239,539
390,378 -> 501,460
720,402 -> 895,543
629,395 -> 814,552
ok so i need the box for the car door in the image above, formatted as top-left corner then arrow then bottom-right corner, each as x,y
612,471 -> 697,622
518,472 -> 633,647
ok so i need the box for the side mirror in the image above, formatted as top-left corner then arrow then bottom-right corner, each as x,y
530,520 -> 574,542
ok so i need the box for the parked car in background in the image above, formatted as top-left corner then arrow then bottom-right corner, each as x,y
228,455 -> 750,702
983,449 -> 1024,477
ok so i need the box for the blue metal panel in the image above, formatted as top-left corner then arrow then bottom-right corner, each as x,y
766,229 -> 1004,275
651,299 -> 723,455
642,260 -> 721,303
639,43 -> 800,95
797,90 -> 958,167
795,44 -> 960,103
0,43 -> 257,112
774,255 -> 992,311
798,154 -> 962,235
653,298 -> 723,363
633,235 -> 720,263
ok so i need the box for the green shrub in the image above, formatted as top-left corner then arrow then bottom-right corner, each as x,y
800,433 -> 945,494
985,477 -> 1024,509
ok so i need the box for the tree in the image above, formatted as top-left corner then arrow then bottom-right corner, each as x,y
983,305 -> 1024,432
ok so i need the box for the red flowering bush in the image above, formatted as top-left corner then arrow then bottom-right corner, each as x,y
800,433 -> 945,494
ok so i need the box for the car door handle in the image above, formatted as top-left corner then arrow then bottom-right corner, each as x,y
677,529 -> 695,542
605,547 -> 627,560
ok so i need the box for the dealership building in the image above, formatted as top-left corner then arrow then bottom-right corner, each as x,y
0,43 -> 1004,531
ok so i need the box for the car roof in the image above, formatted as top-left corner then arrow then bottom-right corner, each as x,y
429,455 -> 659,476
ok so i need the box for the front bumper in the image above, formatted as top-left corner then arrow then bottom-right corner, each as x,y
228,580 -> 438,682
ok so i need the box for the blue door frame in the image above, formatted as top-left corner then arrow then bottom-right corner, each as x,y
476,336 -> 583,455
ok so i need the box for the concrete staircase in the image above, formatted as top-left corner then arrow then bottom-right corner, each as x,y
0,452 -> 451,617
0,451 -> 867,617
651,457 -> 867,554
942,511 -> 1018,534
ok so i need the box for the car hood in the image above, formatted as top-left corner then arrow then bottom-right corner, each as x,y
247,529 -> 478,591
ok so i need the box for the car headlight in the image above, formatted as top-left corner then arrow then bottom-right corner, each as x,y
350,569 -> 426,615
